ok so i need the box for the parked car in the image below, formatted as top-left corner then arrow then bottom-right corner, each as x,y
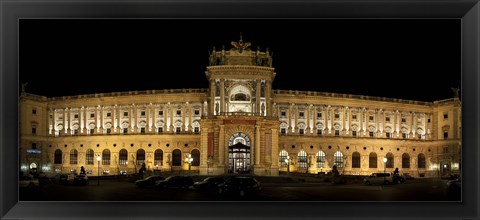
446,177 -> 461,193
72,174 -> 89,185
217,176 -> 261,197
135,175 -> 165,188
58,173 -> 76,184
402,173 -> 415,180
193,176 -> 225,191
19,175 -> 39,189
155,176 -> 194,189
363,173 -> 396,185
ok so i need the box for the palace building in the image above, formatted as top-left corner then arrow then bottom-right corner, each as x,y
19,37 -> 461,178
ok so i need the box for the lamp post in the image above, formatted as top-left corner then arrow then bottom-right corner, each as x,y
96,156 -> 101,186
383,157 -> 388,184
285,155 -> 290,175
185,154 -> 193,172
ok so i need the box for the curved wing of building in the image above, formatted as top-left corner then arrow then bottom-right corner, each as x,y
20,37 -> 461,177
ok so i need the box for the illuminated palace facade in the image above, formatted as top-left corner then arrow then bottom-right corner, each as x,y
19,38 -> 461,177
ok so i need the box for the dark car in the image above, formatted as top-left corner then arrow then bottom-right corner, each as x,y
402,173 -> 415,180
72,174 -> 89,185
217,176 -> 261,197
193,176 -> 225,191
135,175 -> 165,188
155,176 -> 194,189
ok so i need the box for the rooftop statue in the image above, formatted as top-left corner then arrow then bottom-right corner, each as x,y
231,33 -> 251,53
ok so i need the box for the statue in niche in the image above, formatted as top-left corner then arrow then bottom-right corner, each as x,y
215,81 -> 220,96
215,102 -> 219,115
261,82 -> 265,97
451,87 -> 460,98
261,103 -> 265,116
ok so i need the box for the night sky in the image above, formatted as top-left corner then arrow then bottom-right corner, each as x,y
20,19 -> 461,102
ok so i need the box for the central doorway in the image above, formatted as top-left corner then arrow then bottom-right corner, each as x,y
228,132 -> 251,174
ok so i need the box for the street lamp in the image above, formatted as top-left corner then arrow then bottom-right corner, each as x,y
383,157 -> 388,184
185,154 -> 193,171
96,156 -> 101,186
285,155 -> 290,175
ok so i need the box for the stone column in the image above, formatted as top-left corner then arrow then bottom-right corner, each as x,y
64,108 -> 68,134
220,79 -> 225,114
80,107 -> 85,134
255,125 -> 260,165
266,80 -> 272,116
219,125 -> 225,166
256,80 -> 261,115
210,80 -> 215,116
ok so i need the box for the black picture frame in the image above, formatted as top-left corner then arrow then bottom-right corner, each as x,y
1,0 -> 479,219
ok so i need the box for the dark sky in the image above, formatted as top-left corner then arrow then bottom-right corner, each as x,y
20,19 -> 461,102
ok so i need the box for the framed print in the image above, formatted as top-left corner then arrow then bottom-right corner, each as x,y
1,0 -> 479,219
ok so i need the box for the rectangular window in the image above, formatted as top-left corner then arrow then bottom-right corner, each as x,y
73,129 -> 78,135
74,114 -> 79,119
386,132 -> 391,138
158,127 -> 163,133
385,117 -> 390,122
90,129 -> 95,135
401,118 -> 406,123
194,127 -> 199,134
32,127 -> 36,135
176,127 -> 181,133
369,116 -> 374,121
106,128 -> 111,134
317,129 -> 323,135
124,112 -> 128,117
194,110 -> 200,115
402,133 -> 407,139
123,128 -> 128,134
141,111 -> 145,116
90,113 -> 95,118
335,130 -> 340,136
369,131 -> 374,137
352,115 -> 357,120
140,127 -> 145,133
444,131 -> 448,139
281,111 -> 286,117
418,134 -> 422,140
444,113 -> 448,119
32,109 -> 37,114
299,129 -> 304,135
106,112 -> 111,117
176,110 -> 181,115
299,112 -> 304,117
428,119 -> 431,123
335,113 -> 340,119
352,130 -> 357,136
317,112 -> 322,118
159,110 -> 163,116
281,128 -> 286,134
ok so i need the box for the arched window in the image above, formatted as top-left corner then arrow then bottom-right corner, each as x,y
369,152 -> 377,168
386,153 -> 394,168
418,153 -> 426,168
402,153 -> 410,168
352,152 -> 361,168
86,149 -> 94,165
334,151 -> 344,168
172,149 -> 182,166
297,151 -> 308,168
279,150 -> 288,168
316,151 -> 325,168
154,149 -> 163,166
191,149 -> 200,166
70,149 -> 78,164
54,149 -> 62,164
119,149 -> 128,166
102,149 -> 110,165
136,149 -> 145,166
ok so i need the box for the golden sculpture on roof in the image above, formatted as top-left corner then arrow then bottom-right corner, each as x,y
231,33 -> 251,52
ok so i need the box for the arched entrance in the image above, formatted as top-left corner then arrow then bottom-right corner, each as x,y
228,132 -> 251,174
